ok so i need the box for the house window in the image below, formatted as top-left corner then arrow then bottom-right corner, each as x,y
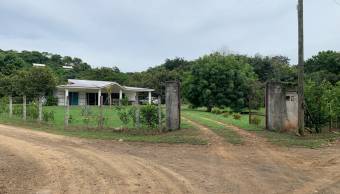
286,95 -> 295,102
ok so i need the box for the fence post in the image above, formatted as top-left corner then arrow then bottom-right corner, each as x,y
134,95 -> 140,129
23,96 -> 26,121
38,97 -> 43,122
165,81 -> 181,131
64,96 -> 69,127
158,96 -> 162,131
99,96 -> 104,129
136,107 -> 140,129
9,96 -> 13,118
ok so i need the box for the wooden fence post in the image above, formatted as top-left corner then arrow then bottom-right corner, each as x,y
99,96 -> 104,129
134,95 -> 140,129
23,96 -> 26,121
38,97 -> 43,122
158,96 -> 162,131
64,96 -> 69,127
9,96 -> 13,118
136,107 -> 140,129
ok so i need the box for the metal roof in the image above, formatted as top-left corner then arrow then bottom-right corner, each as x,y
57,79 -> 154,92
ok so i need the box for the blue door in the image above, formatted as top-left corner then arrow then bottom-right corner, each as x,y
69,92 -> 79,106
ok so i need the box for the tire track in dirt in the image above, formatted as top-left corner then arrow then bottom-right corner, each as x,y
184,116 -> 340,193
0,124 -> 198,194
182,117 -> 274,193
199,117 -> 340,194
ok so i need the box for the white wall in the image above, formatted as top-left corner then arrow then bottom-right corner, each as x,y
124,91 -> 137,101
79,92 -> 86,106
55,89 -> 65,106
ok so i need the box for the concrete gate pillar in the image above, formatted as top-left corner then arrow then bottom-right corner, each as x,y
265,82 -> 287,131
165,81 -> 181,131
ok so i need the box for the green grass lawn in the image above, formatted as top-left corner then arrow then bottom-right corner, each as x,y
182,107 -> 340,148
45,106 -> 133,128
182,109 -> 243,145
182,107 -> 265,132
0,105 -> 208,145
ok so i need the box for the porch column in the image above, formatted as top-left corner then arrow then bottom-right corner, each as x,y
119,89 -> 123,106
98,89 -> 102,107
148,91 -> 152,104
65,89 -> 69,106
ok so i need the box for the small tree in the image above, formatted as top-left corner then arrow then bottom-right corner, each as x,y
305,80 -> 332,133
25,67 -> 57,98
115,106 -> 131,129
140,105 -> 158,128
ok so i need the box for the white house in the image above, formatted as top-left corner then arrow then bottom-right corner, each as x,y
55,79 -> 154,106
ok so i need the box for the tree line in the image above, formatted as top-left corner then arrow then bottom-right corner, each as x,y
0,49 -> 339,131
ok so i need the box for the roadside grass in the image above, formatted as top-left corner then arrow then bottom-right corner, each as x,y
0,112 -> 207,145
182,110 -> 243,145
257,130 -> 340,149
182,107 -> 340,148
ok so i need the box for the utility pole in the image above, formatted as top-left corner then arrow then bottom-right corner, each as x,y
297,0 -> 305,135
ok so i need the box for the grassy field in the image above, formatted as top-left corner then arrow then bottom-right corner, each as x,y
0,105 -> 208,145
182,107 -> 340,148
45,106 -> 132,129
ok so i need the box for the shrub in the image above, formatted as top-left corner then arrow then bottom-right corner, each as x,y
13,105 -> 23,117
250,116 -> 261,126
45,96 -> 58,106
115,106 -> 131,128
27,103 -> 39,119
223,112 -> 230,118
0,97 -> 9,114
118,111 -> 130,127
211,107 -> 223,114
188,104 -> 197,109
81,106 -> 93,117
82,117 -> 90,126
128,106 -> 137,126
97,115 -> 106,128
43,110 -> 55,122
68,114 -> 73,124
81,106 -> 93,126
121,96 -> 129,106
233,113 -> 242,120
140,104 -> 158,128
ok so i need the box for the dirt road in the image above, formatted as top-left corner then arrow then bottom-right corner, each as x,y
0,123 -> 340,194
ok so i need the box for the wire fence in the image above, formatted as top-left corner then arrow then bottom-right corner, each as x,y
0,96 -> 165,132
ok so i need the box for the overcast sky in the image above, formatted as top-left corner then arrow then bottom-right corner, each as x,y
0,0 -> 339,72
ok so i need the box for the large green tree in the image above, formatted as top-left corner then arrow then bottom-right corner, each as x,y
305,51 -> 340,84
0,51 -> 28,75
0,75 -> 16,97
248,55 -> 296,83
183,53 -> 257,112
24,67 -> 57,97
